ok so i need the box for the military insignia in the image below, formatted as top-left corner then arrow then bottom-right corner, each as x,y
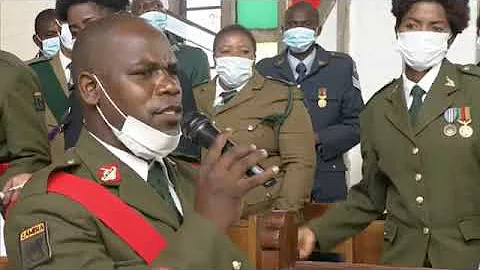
33,92 -> 45,112
19,222 -> 52,269
457,107 -> 474,138
96,163 -> 121,185
318,87 -> 327,108
443,108 -> 459,137
445,76 -> 456,88
232,260 -> 242,270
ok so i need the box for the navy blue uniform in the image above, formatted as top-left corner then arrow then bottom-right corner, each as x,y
256,44 -> 364,202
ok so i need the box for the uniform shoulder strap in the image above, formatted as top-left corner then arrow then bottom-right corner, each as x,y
47,172 -> 167,264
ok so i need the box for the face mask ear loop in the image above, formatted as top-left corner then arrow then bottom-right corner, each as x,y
92,74 -> 128,120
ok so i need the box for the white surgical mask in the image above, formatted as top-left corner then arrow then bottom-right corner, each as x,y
60,23 -> 75,50
140,11 -> 168,31
283,27 -> 316,53
93,74 -> 180,161
215,56 -> 254,89
397,31 -> 450,72
41,36 -> 60,58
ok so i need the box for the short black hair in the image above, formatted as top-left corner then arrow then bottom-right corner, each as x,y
56,0 -> 129,21
391,0 -> 470,36
213,24 -> 257,54
286,2 -> 319,24
34,9 -> 58,34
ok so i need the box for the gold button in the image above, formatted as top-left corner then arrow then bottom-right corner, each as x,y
412,147 -> 419,155
415,173 -> 422,182
464,66 -> 471,71
423,227 -> 430,235
247,125 -> 254,131
416,196 -> 424,205
67,159 -> 75,165
266,192 -> 273,199
297,84 -> 302,88
212,121 -> 216,125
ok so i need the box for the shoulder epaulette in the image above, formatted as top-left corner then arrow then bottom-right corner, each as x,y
458,64 -> 480,77
329,51 -> 351,60
26,56 -> 50,66
263,75 -> 296,86
365,79 -> 397,106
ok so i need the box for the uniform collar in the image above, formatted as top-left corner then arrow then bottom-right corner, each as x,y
402,61 -> 442,103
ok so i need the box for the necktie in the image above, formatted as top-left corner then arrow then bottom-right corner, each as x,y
296,62 -> 307,83
66,62 -> 74,93
409,85 -> 426,125
148,162 -> 182,222
219,90 -> 238,105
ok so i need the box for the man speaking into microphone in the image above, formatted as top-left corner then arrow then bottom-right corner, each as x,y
5,14 -> 278,270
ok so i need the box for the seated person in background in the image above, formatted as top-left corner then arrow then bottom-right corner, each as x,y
193,24 -> 315,218
31,9 -> 61,59
131,0 -> 211,163
28,8 -> 73,162
298,0 -> 480,269
5,14 -> 278,269
0,51 -> 51,202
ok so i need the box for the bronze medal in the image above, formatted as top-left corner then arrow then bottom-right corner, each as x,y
318,87 -> 327,108
443,124 -> 457,137
318,99 -> 327,108
457,107 -> 474,139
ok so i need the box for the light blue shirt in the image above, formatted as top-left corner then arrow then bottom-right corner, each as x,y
287,47 -> 317,80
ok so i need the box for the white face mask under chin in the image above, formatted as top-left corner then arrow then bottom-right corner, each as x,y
397,31 -> 450,72
93,74 -> 180,161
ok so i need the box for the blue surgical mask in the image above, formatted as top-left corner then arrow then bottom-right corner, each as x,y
140,11 -> 167,31
283,27 -> 316,53
215,56 -> 254,89
41,36 -> 61,58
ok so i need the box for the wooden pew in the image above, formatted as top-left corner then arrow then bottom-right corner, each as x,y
228,210 -> 297,270
295,261 -> 445,270
303,203 -> 384,265
0,257 -> 8,269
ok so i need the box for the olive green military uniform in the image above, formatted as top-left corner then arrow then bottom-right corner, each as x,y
5,129 -> 249,269
307,60 -> 480,269
193,72 -> 316,217
0,50 -> 50,183
27,53 -> 69,162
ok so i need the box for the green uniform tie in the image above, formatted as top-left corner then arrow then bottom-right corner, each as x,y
147,162 -> 182,222
409,85 -> 426,125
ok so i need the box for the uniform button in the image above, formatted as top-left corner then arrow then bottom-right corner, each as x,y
423,227 -> 430,235
67,159 -> 75,165
232,260 -> 242,270
415,173 -> 422,182
212,121 -> 216,125
332,164 -> 337,169
297,84 -> 301,88
247,125 -> 254,131
266,192 -> 273,199
412,147 -> 419,155
416,196 -> 424,205
383,231 -> 387,236
464,66 -> 471,71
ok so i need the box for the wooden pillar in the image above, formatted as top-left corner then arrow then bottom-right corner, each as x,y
336,0 -> 351,53
221,0 -> 236,28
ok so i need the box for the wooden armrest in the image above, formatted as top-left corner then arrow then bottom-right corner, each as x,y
228,210 -> 297,270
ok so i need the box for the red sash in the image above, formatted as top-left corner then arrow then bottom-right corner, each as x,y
47,172 -> 167,264
0,163 -> 9,176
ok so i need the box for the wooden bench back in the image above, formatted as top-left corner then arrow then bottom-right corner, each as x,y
228,210 -> 297,269
303,203 -> 384,265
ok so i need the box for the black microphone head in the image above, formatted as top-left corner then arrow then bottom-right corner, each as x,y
181,112 -> 220,149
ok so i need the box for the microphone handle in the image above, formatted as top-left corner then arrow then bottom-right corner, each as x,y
222,141 -> 277,188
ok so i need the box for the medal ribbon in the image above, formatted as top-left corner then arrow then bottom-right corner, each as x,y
458,107 -> 472,125
444,108 -> 458,124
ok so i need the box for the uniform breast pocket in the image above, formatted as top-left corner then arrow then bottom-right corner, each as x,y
233,118 -> 276,151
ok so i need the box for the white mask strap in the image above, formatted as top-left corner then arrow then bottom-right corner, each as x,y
92,74 -> 127,119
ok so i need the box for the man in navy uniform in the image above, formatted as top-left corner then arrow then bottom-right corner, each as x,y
256,2 -> 364,203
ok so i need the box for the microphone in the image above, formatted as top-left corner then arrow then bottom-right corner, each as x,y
182,112 -> 277,188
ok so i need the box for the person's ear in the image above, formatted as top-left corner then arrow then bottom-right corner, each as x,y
33,35 -> 42,49
78,72 -> 102,106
